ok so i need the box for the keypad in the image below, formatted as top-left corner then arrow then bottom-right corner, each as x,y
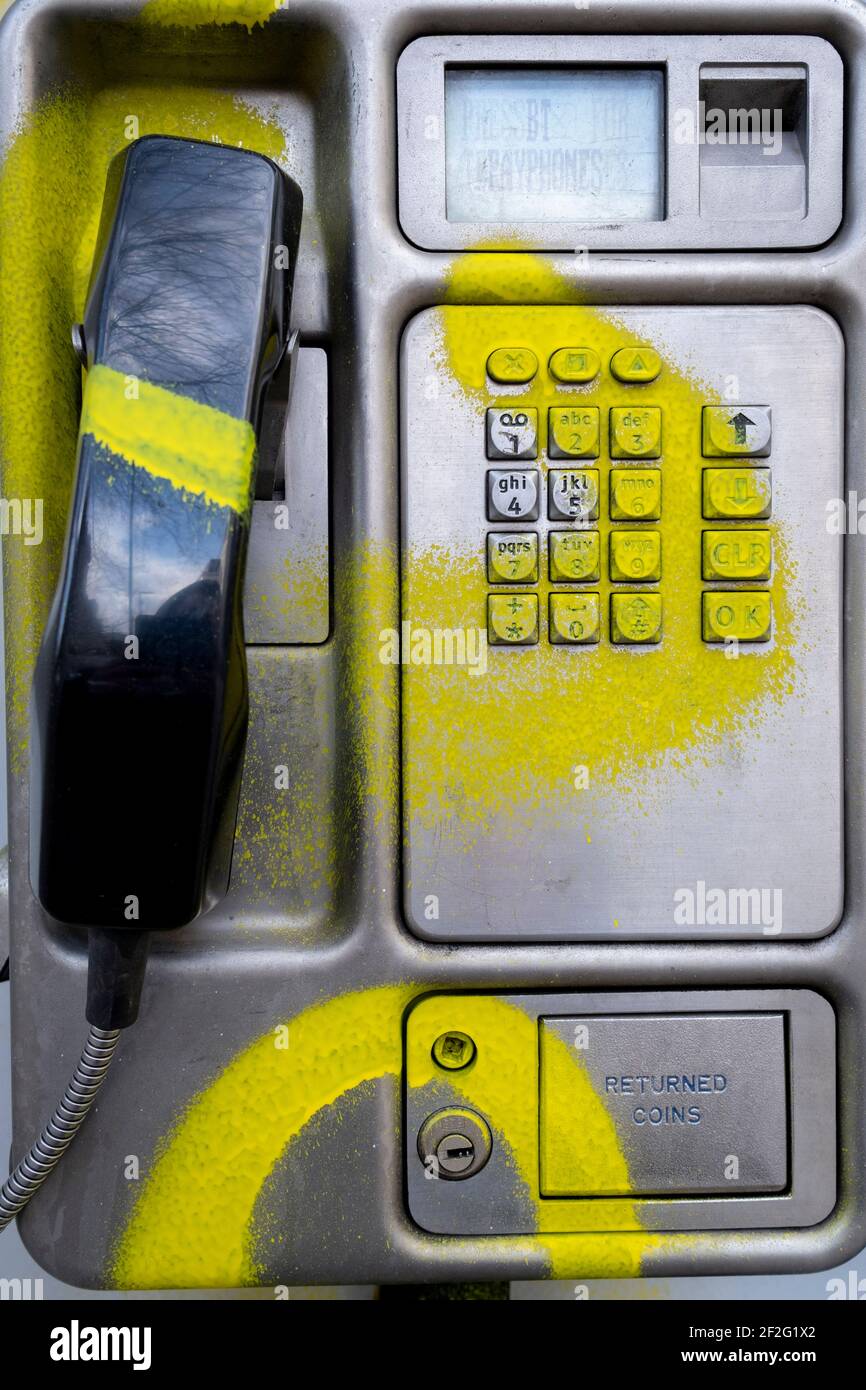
480,344 -> 775,648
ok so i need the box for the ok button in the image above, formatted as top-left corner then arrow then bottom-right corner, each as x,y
702,528 -> 771,581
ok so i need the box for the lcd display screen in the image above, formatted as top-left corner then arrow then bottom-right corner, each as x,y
445,67 -> 664,223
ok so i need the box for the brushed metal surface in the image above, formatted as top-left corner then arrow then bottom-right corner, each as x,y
406,990 -> 834,1235
243,346 -> 330,645
1,0 -> 864,1288
398,34 -> 843,250
402,305 -> 843,940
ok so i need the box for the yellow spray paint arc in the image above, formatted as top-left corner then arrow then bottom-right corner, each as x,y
113,987 -> 663,1288
81,365 -> 257,516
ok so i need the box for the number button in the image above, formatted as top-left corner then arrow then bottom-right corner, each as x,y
549,530 -> 600,583
487,532 -> 539,584
486,407 -> 538,459
488,593 -> 539,646
609,530 -> 661,583
487,470 -> 541,522
609,468 -> 661,521
549,593 -> 601,645
610,407 -> 662,459
549,348 -> 600,384
548,469 -> 600,522
487,347 -> 538,385
610,593 -> 663,645
548,406 -> 600,459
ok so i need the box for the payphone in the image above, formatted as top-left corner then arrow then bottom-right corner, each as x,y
0,0 -> 864,1290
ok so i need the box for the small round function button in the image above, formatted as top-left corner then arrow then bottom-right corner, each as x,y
487,347 -> 538,384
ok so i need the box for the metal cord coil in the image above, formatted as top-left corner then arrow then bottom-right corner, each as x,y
0,1025 -> 120,1233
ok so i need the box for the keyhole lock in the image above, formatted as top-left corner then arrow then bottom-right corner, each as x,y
417,1108 -> 492,1182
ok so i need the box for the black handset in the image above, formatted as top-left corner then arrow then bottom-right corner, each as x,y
30,137 -> 302,939
1,140 -> 302,1230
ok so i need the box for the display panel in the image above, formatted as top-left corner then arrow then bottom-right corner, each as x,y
444,67 -> 664,223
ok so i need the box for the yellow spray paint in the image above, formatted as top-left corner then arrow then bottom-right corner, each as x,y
402,289 -> 798,841
82,365 -> 257,515
141,0 -> 288,29
114,987 -> 665,1287
112,985 -> 416,1288
407,994 -> 665,1278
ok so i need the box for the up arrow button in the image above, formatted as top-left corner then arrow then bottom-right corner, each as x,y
702,404 -> 772,456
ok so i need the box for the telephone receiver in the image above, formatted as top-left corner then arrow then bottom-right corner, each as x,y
30,136 -> 303,935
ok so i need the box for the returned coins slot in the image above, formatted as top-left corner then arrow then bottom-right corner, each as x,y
539,1013 -> 789,1198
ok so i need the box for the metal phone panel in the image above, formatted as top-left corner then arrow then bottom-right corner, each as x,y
397,35 -> 843,251
243,346 -> 330,646
405,990 -> 835,1235
3,0 -> 866,1291
401,305 -> 843,941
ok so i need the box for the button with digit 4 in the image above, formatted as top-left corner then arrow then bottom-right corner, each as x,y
610,347 -> 661,384
486,407 -> 538,460
487,470 -> 541,522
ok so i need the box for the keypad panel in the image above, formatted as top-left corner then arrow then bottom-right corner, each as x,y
480,346 -> 777,649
